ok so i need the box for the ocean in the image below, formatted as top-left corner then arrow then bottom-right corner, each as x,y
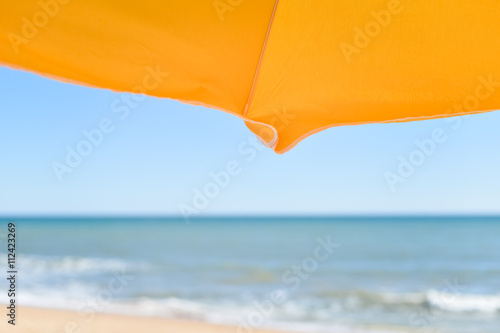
1,217 -> 499,333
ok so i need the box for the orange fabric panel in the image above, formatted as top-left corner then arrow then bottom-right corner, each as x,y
247,0 -> 500,152
0,0 -> 277,114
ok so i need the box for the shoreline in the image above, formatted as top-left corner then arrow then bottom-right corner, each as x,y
0,305 -> 292,333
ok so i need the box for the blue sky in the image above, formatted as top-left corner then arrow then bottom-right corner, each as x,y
1,66 -> 499,216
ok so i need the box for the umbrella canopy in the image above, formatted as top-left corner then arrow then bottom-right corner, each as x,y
1,0 -> 500,153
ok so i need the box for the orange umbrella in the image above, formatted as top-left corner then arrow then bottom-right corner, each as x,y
1,0 -> 499,153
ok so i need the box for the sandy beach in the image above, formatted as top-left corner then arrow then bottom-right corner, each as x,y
0,306 -> 292,333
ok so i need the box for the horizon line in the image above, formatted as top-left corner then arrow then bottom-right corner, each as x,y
1,214 -> 500,220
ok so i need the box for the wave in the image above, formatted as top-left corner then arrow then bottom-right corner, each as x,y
426,290 -> 500,313
0,252 -> 151,276
4,251 -> 499,317
319,289 -> 500,314
9,272 -> 500,317
13,287 -> 500,320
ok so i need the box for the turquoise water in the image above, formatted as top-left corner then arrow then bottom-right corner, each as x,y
1,217 -> 499,332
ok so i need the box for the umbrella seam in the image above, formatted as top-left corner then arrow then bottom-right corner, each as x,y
243,0 -> 280,117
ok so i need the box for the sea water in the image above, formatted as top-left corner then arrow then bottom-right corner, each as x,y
1,216 -> 499,333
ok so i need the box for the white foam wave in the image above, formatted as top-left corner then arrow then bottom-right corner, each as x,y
321,289 -> 500,314
426,290 -> 500,313
0,252 -> 150,276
